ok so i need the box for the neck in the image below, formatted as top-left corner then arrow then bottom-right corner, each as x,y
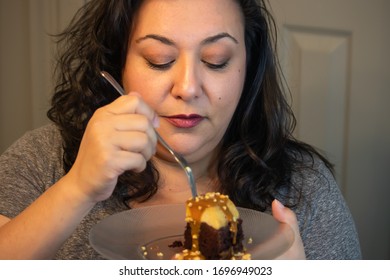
129,151 -> 220,208
153,155 -> 214,190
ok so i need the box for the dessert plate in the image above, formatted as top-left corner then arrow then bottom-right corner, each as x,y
89,204 -> 294,260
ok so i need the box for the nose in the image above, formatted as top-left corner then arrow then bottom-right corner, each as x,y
171,57 -> 201,100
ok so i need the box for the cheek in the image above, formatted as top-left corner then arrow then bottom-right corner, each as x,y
216,69 -> 245,107
122,70 -> 136,93
123,65 -> 165,108
123,58 -> 149,92
123,52 -> 154,91
214,90 -> 241,128
214,69 -> 245,125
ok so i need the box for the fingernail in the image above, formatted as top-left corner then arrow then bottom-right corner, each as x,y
274,199 -> 285,210
152,114 -> 160,128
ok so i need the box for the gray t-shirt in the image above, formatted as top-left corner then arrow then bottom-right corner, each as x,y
0,124 -> 361,259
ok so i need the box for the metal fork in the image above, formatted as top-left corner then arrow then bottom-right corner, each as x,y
100,71 -> 198,197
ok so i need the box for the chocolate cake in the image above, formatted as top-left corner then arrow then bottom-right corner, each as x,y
174,192 -> 251,260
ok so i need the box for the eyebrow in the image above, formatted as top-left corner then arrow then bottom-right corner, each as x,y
202,32 -> 239,45
135,32 -> 239,46
135,34 -> 175,45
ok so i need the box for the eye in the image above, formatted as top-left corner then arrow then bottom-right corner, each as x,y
146,60 -> 175,70
202,60 -> 229,70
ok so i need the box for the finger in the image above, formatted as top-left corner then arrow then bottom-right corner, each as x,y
113,150 -> 148,173
82,114 -> 156,162
106,95 -> 158,125
111,114 -> 150,131
127,92 -> 160,127
272,200 -> 301,243
272,199 -> 306,260
110,114 -> 157,146
111,114 -> 158,156
272,199 -> 297,228
112,131 -> 156,160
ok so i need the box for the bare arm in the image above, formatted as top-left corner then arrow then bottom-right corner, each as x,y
0,175 -> 95,259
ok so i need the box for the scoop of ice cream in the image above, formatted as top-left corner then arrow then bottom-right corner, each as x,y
199,200 -> 238,229
185,192 -> 239,229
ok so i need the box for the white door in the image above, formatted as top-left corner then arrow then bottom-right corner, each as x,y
269,0 -> 390,259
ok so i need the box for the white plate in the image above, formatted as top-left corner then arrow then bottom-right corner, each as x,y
89,204 -> 294,260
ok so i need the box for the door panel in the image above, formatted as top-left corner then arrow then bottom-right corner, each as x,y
283,25 -> 350,184
270,0 -> 390,259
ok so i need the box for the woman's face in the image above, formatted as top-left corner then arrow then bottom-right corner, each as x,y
123,0 -> 246,164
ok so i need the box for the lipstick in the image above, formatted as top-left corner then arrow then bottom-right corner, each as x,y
165,114 -> 204,128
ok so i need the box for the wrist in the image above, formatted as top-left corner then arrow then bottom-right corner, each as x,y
58,173 -> 98,211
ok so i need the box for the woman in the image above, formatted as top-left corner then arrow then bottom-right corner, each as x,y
0,0 -> 361,259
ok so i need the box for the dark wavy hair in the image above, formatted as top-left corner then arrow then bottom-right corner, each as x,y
47,0 -> 332,211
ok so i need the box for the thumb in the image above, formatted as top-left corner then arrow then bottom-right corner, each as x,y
272,199 -> 301,235
272,199 -> 296,224
272,199 -> 306,259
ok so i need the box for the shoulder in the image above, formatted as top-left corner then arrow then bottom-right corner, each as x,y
293,151 -> 336,192
3,123 -> 62,156
22,123 -> 62,145
285,151 -> 361,259
0,123 -> 64,185
0,123 -> 65,218
287,150 -> 341,213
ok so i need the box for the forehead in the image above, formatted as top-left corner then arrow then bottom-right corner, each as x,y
131,0 -> 244,44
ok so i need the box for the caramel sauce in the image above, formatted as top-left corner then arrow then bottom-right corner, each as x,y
182,192 -> 238,259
